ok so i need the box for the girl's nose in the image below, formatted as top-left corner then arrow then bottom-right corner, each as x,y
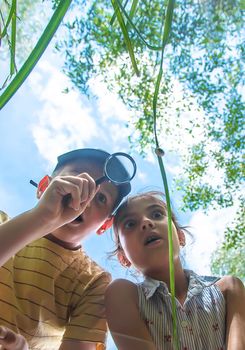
141,218 -> 154,230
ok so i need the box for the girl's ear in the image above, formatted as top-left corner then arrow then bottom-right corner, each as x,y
117,251 -> 131,268
96,216 -> 114,235
178,229 -> 186,247
36,175 -> 52,199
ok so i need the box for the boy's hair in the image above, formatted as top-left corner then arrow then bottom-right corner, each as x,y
53,148 -> 131,211
111,191 -> 189,256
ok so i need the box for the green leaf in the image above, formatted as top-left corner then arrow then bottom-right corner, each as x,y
111,0 -> 140,76
126,0 -> 139,27
10,0 -> 17,76
0,0 -> 72,110
113,0 -> 163,51
110,0 -> 129,26
0,0 -> 15,39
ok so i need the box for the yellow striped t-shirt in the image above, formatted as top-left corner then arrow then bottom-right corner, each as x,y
0,236 -> 111,349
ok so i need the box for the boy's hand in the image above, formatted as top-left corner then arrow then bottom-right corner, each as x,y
0,326 -> 28,350
33,173 -> 98,231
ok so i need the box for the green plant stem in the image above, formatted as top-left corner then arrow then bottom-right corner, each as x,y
0,0 -> 72,110
10,0 -> 17,76
152,0 -> 179,349
157,154 -> 179,350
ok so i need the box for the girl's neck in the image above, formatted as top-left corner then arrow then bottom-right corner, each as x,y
145,259 -> 189,304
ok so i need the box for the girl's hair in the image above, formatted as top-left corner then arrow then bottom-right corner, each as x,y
110,190 -> 190,259
0,210 -> 10,224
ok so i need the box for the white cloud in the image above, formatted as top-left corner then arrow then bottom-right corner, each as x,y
89,76 -> 131,123
106,123 -> 131,150
144,148 -> 157,165
184,205 -> 238,275
137,170 -> 148,183
29,60 -> 99,166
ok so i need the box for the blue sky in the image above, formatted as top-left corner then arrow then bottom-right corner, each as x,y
0,9 -> 237,348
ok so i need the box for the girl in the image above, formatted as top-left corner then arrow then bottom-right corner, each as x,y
105,191 -> 245,350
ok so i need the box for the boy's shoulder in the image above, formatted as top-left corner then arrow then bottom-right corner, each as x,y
12,237 -> 110,282
80,249 -> 112,282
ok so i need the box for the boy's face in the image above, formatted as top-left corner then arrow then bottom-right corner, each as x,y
52,160 -> 119,243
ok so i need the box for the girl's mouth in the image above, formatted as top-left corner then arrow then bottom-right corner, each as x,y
144,235 -> 162,246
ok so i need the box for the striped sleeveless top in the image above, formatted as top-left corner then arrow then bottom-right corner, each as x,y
137,270 -> 226,350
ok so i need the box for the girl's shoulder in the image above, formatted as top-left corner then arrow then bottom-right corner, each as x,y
105,278 -> 138,302
215,275 -> 244,298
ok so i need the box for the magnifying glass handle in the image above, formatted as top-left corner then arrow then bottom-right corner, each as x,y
30,180 -> 38,187
95,176 -> 107,186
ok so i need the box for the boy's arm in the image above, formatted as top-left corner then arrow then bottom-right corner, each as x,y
217,275 -> 245,350
0,209 -> 51,266
0,173 -> 97,266
59,273 -> 111,350
105,279 -> 157,350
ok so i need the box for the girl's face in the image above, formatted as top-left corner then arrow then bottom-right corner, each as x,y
116,195 -> 185,277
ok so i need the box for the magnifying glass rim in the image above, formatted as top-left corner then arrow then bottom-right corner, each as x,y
104,152 -> 137,184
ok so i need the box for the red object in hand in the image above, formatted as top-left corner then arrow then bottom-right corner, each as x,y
38,175 -> 50,194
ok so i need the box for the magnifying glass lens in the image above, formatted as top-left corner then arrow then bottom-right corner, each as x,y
105,153 -> 136,184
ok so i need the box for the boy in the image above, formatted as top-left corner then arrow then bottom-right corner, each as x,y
0,148 -> 132,350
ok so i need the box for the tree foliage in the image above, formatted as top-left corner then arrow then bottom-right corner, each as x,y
52,0 -> 244,274
211,198 -> 245,282
1,0 -> 51,62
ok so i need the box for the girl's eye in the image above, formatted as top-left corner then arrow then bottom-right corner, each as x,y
123,220 -> 136,230
152,210 -> 164,219
96,192 -> 107,204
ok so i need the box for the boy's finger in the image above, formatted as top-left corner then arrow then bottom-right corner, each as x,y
61,175 -> 97,209
0,325 -> 7,339
76,173 -> 97,196
0,327 -> 28,350
0,326 -> 17,345
56,175 -> 96,203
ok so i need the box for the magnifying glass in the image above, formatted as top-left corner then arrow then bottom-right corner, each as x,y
95,152 -> 136,186
30,151 -> 136,190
